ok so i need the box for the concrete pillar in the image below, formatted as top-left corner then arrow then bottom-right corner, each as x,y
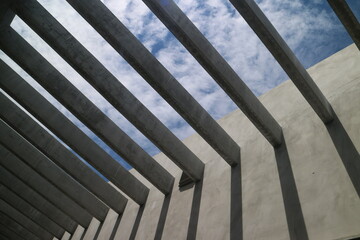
327,0 -> 360,51
0,222 -> 27,240
0,60 -> 148,205
96,209 -> 119,240
0,93 -> 127,214
0,148 -> 93,227
141,0 -> 283,147
0,184 -> 65,238
82,218 -> 101,240
66,0 -> 240,166
61,232 -> 71,240
0,199 -> 53,240
11,0 -> 204,182
0,28 -> 175,195
0,118 -> 109,221
228,0 -> 334,123
69,225 -> 84,240
0,214 -> 40,240
0,167 -> 77,233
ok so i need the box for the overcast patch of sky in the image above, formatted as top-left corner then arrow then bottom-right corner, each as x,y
0,0 -> 358,170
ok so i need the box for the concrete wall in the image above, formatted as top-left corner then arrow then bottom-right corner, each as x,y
105,44 -> 360,240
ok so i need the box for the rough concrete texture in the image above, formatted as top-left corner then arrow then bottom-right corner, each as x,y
101,44 -> 359,240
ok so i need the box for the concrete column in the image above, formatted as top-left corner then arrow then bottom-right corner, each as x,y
0,223 -> 24,240
61,232 -> 71,240
66,0 -> 240,166
0,184 -> 65,238
69,225 -> 84,240
141,0 -> 283,147
0,199 -> 53,240
0,214 -> 40,240
96,209 -> 119,240
0,118 -> 109,221
0,93 -> 127,214
0,167 -> 78,233
82,218 -> 101,240
328,0 -> 360,50
0,147 -> 93,227
11,0 -> 204,182
0,28 -> 175,195
0,60 -> 148,205
228,0 -> 334,123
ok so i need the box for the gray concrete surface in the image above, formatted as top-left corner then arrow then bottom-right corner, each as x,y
0,91 -> 127,214
66,0 -> 240,167
328,0 -> 360,51
12,0 -> 204,182
0,184 -> 65,238
0,60 -> 148,205
0,223 -> 24,240
82,218 -> 100,240
0,213 -> 40,240
70,226 -> 84,240
0,27 -> 174,196
142,0 -> 283,147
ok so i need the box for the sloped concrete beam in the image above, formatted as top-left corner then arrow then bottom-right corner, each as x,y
66,0 -> 240,166
0,145 -> 93,227
0,118 -> 109,221
0,199 -> 53,240
327,0 -> 360,50
0,60 -> 149,205
0,184 -> 64,238
0,28 -> 174,195
0,223 -> 24,240
142,0 -> 283,147
229,0 -> 334,123
12,0 -> 204,181
0,214 -> 40,240
0,93 -> 128,214
0,167 -> 77,233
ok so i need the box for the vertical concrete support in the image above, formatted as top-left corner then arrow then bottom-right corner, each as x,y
142,0 -> 283,147
0,167 -> 77,233
0,147 -> 93,227
69,225 -> 84,240
96,209 -> 119,240
0,28 -> 174,195
82,218 -> 101,240
0,60 -> 149,205
12,0 -> 204,182
0,93 -> 127,214
66,0 -> 240,166
0,184 -> 65,238
0,118 -> 109,221
328,0 -> 360,50
61,232 -> 71,240
228,0 -> 334,123
0,199 -> 53,240
0,214 -> 40,240
0,224 -> 24,240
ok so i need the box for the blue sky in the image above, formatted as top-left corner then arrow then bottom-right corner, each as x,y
1,0 -> 359,172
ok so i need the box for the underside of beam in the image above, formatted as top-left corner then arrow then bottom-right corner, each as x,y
0,60 -> 149,205
11,0 -> 204,181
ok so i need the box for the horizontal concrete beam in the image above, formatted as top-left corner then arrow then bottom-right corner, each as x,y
0,60 -> 148,205
0,214 -> 40,240
0,28 -> 174,195
0,93 -> 128,214
0,118 -> 109,221
0,167 -> 77,233
0,184 -> 64,238
142,0 -> 283,147
229,0 -> 334,123
0,146 -> 93,227
0,199 -> 53,240
0,223 -> 24,240
327,0 -> 360,51
12,0 -> 204,181
66,0 -> 240,166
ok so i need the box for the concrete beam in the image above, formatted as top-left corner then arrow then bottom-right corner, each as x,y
0,28 -> 174,195
0,184 -> 65,238
228,0 -> 334,123
0,167 -> 78,233
66,0 -> 240,166
0,223 -> 24,240
141,0 -> 283,147
0,146 -> 93,227
327,0 -> 360,50
12,0 -> 204,182
0,214 -> 40,240
0,93 -> 128,214
0,199 -> 53,240
0,0 -> 15,30
0,60 -> 148,205
0,118 -> 109,221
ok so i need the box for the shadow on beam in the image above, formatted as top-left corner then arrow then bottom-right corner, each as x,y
325,114 -> 360,197
230,163 -> 243,240
274,135 -> 309,240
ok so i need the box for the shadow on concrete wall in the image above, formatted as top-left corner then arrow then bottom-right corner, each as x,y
326,113 -> 360,197
154,192 -> 172,240
186,178 -> 203,240
129,205 -> 145,240
275,135 -> 309,240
